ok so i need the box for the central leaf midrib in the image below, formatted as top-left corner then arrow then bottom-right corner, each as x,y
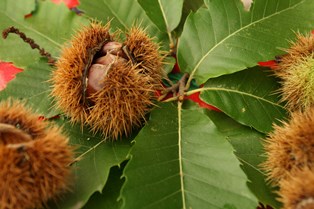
177,102 -> 187,209
105,1 -> 129,30
200,87 -> 285,109
157,0 -> 168,31
190,0 -> 304,79
73,139 -> 106,162
237,157 -> 265,176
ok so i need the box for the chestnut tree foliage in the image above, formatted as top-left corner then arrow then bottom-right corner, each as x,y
1,0 -> 314,208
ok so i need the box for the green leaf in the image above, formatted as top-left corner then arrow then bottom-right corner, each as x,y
78,0 -> 168,44
50,121 -> 131,209
0,59 -> 59,117
200,67 -> 287,133
120,103 -> 258,209
163,56 -> 176,74
175,0 -> 204,35
138,0 -> 184,32
0,43 -> 131,209
0,59 -> 132,208
0,0 -> 88,67
82,164 -> 125,209
178,0 -> 314,84
206,110 -> 281,209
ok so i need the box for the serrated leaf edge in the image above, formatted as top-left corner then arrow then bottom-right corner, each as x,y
185,0 -> 305,85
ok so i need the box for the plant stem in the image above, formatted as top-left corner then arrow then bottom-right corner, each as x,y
2,26 -> 55,64
158,73 -> 189,101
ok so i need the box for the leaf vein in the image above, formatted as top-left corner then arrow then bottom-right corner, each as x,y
142,190 -> 181,209
105,2 -> 129,30
73,139 -> 105,162
178,102 -> 186,209
184,173 -> 249,195
195,87 -> 285,109
2,12 -> 62,48
188,0 -> 304,82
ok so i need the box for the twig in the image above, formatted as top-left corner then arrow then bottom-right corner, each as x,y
158,73 -> 189,102
178,73 -> 189,102
2,26 -> 55,64
70,7 -> 84,15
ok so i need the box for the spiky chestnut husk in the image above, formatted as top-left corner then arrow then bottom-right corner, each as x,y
51,22 -> 112,123
0,100 -> 46,145
0,100 -> 74,209
124,26 -> 164,82
279,168 -> 314,209
87,61 -> 157,138
51,22 -> 164,139
262,107 -> 314,184
274,33 -> 314,112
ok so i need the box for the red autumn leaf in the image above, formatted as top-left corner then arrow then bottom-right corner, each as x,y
38,115 -> 60,121
259,29 -> 314,70
1,0 -> 80,92
171,62 -> 181,74
156,82 -> 220,111
166,58 -> 220,111
185,91 -> 220,111
25,0 -> 80,17
0,62 -> 23,91
258,60 -> 277,69
51,0 -> 79,8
